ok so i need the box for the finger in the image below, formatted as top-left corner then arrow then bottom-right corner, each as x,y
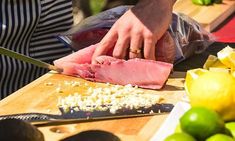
150,41 -> 156,60
112,34 -> 130,59
92,29 -> 118,64
143,38 -> 156,60
129,34 -> 143,59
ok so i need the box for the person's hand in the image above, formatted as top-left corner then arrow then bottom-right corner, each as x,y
92,0 -> 175,64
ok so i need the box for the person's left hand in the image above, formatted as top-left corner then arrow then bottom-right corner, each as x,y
92,0 -> 175,64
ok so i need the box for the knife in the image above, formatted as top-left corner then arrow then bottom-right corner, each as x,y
0,112 -> 167,127
0,47 -> 62,72
0,103 -> 174,126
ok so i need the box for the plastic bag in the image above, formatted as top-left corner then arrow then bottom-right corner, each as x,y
58,5 -> 215,64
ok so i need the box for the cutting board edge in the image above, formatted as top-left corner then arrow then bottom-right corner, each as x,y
173,0 -> 235,32
208,2 -> 235,32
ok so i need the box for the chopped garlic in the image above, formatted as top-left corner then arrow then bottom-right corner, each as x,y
71,81 -> 80,87
58,84 -> 162,114
64,81 -> 71,85
56,87 -> 63,93
45,82 -> 53,86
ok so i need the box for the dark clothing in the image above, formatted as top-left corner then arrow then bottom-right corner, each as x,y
0,0 -> 73,99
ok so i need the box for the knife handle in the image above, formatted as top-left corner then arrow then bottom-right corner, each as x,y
0,113 -> 60,122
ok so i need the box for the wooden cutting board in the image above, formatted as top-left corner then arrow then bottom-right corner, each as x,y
0,71 -> 186,141
173,0 -> 235,32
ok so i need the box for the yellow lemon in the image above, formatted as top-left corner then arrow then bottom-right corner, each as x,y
209,67 -> 230,73
203,55 -> 228,69
232,70 -> 235,78
217,46 -> 235,69
185,68 -> 208,94
188,71 -> 235,121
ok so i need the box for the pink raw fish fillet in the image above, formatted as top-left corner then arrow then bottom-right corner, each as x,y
92,56 -> 172,89
54,46 -> 173,89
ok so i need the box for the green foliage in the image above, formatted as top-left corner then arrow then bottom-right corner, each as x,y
89,0 -> 107,15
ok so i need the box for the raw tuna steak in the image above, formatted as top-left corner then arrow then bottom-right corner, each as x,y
54,45 -> 173,89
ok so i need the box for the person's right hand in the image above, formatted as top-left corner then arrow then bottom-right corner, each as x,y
92,0 -> 176,64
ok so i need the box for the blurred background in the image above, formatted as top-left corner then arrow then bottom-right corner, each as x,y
72,0 -> 139,24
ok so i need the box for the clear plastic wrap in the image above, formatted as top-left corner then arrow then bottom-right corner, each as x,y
170,12 -> 215,64
58,6 -> 215,64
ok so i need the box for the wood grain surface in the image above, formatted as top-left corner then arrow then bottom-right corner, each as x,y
0,71 -> 186,141
173,0 -> 235,32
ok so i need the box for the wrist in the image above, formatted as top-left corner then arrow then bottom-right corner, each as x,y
156,0 -> 176,8
132,0 -> 174,35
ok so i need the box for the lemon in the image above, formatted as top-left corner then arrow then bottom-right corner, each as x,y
226,122 -> 235,138
232,70 -> 235,77
217,46 -> 235,69
164,133 -> 196,141
180,107 -> 225,140
206,134 -> 235,141
185,68 -> 208,94
209,67 -> 230,73
203,55 -> 228,69
188,71 -> 235,121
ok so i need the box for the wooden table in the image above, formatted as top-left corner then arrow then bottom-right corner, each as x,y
0,71 -> 186,141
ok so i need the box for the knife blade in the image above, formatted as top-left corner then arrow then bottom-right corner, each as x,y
0,47 -> 62,72
0,103 -> 174,124
0,112 -> 170,127
59,103 -> 174,119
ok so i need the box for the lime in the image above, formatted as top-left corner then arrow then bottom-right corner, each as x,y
180,107 -> 225,140
206,134 -> 235,141
164,133 -> 196,141
192,0 -> 204,5
226,122 -> 235,138
174,123 -> 182,133
188,71 -> 235,121
204,0 -> 213,5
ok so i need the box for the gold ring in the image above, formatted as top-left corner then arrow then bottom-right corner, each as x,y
129,48 -> 141,54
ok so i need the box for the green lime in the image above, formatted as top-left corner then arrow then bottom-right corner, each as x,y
180,107 -> 225,140
226,122 -> 235,138
174,123 -> 182,133
206,134 -> 235,141
204,0 -> 213,5
192,0 -> 204,5
164,133 -> 196,141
